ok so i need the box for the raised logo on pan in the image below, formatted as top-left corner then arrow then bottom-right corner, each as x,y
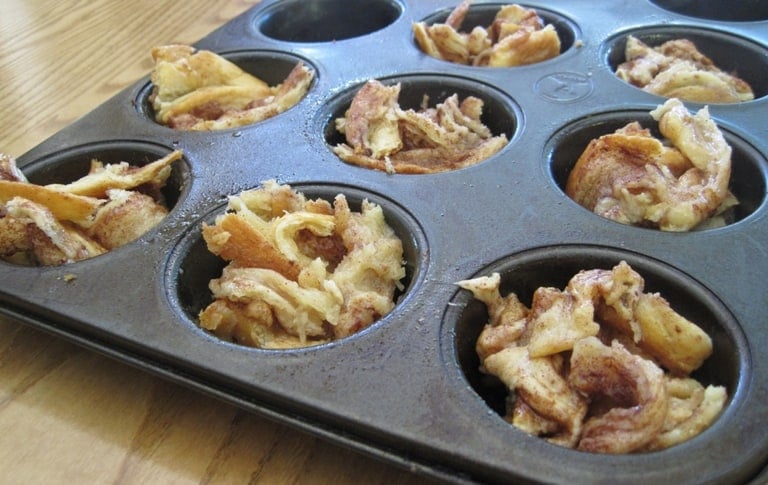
535,72 -> 593,102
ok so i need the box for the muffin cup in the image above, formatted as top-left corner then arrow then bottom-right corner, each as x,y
546,108 -> 768,228
256,0 -> 403,42
136,49 -> 316,131
413,2 -> 580,67
649,0 -> 768,21
166,182 -> 426,349
442,244 -> 754,483
603,26 -> 768,102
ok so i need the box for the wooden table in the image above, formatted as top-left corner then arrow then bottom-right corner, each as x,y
0,1 -> 434,482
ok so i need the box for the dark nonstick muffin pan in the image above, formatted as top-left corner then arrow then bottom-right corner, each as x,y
2,1 -> 767,483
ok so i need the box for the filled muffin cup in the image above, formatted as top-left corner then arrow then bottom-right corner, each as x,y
603,26 -> 768,102
441,244 -> 752,481
136,49 -> 316,131
1,141 -> 188,266
321,74 -> 521,174
165,182 -> 426,350
413,2 -> 579,67
449,244 -> 744,417
23,141 -> 188,202
545,108 -> 767,230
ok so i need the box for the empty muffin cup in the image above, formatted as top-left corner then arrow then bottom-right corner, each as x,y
649,0 -> 768,21
256,0 -> 403,42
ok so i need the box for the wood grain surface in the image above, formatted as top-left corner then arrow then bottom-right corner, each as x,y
0,1 -> 436,483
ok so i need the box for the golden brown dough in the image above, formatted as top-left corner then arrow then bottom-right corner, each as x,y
202,212 -> 302,281
484,346 -> 588,448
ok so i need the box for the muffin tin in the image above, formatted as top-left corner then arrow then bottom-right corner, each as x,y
2,1 -> 767,483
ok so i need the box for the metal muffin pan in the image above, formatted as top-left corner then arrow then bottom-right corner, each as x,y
2,1 -> 767,483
